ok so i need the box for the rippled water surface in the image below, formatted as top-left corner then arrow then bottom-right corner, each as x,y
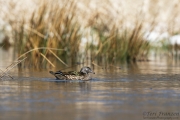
0,50 -> 180,120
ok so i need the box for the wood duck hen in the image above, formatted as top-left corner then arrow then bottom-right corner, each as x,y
49,67 -> 95,81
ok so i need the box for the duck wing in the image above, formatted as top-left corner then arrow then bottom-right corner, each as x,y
65,71 -> 81,75
62,71 -> 85,80
49,70 -> 66,79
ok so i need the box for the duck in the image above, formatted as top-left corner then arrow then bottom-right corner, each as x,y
49,66 -> 95,81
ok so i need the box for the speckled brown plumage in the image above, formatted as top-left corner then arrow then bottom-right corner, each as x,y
49,67 -> 95,81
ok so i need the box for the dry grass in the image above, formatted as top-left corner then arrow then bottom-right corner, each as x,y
11,0 -> 82,68
0,57 -> 27,79
94,23 -> 150,62
1,0 -> 180,68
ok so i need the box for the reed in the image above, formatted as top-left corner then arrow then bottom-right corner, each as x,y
0,57 -> 27,79
87,18 -> 150,64
3,0 -> 160,68
11,0 -> 82,68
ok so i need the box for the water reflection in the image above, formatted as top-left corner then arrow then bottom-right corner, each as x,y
1,49 -> 180,120
0,74 -> 180,120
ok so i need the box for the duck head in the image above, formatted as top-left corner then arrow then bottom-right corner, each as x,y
80,67 -> 95,74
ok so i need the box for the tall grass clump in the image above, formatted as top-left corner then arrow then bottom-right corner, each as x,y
4,0 -> 169,68
86,10 -> 150,64
11,0 -> 82,68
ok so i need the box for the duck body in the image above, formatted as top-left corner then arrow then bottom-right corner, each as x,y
49,67 -> 95,81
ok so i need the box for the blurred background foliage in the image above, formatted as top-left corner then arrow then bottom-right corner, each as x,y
0,0 -> 180,69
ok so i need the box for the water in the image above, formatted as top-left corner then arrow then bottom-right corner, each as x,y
0,49 -> 180,120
